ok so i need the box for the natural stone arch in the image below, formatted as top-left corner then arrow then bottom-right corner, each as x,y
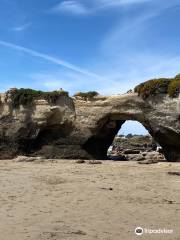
82,115 -> 154,160
0,90 -> 179,161
75,93 -> 180,161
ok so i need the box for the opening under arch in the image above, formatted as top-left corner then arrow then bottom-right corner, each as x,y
107,120 -> 160,160
83,117 -> 164,160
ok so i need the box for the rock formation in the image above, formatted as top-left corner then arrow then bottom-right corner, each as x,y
0,89 -> 179,161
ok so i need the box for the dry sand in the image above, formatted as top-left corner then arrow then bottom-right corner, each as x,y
0,160 -> 179,240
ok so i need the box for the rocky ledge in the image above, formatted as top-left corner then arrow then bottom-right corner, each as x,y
0,83 -> 180,161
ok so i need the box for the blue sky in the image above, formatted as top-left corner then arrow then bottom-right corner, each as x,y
0,0 -> 180,134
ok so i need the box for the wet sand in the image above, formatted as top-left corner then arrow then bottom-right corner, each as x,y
0,160 -> 179,240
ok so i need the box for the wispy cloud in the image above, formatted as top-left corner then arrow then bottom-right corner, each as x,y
100,0 -> 180,59
31,72 -> 91,93
52,0 -> 180,16
30,53 -> 180,96
52,0 -> 152,16
13,23 -> 31,32
1,0 -> 180,97
0,40 -> 102,79
97,0 -> 151,8
52,1 -> 89,15
96,1 -> 180,94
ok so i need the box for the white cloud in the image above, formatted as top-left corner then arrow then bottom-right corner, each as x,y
2,1 -> 180,97
31,72 -> 75,91
52,0 -> 152,16
30,52 -> 180,97
99,0 -> 180,94
30,0 -> 180,96
0,40 -> 103,80
31,71 -> 103,95
52,1 -> 89,15
98,55 -> 180,95
13,23 -> 31,32
95,0 -> 180,93
101,0 -> 180,54
97,0 -> 151,8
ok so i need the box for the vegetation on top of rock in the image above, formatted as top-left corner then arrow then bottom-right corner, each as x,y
168,79 -> 180,98
6,88 -> 69,108
134,75 -> 180,99
175,73 -> 180,79
73,91 -> 99,100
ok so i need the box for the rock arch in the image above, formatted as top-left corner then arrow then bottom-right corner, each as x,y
0,91 -> 180,161
82,118 -> 151,160
75,93 -> 180,161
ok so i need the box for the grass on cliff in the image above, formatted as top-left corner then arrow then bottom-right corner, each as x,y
73,91 -> 99,100
134,74 -> 180,99
6,88 -> 69,108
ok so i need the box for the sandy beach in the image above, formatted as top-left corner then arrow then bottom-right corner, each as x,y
0,160 -> 179,240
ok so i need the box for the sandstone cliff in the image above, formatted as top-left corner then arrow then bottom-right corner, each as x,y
0,90 -> 179,161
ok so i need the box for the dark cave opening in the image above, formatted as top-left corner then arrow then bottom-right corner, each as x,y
83,117 -> 165,160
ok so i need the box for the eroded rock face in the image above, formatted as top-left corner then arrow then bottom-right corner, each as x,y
0,91 -> 179,161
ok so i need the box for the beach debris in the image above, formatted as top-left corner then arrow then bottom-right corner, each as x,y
71,230 -> 87,235
163,199 -> 175,204
75,159 -> 85,164
100,187 -> 113,191
13,156 -> 43,162
168,171 -> 180,176
88,160 -> 102,164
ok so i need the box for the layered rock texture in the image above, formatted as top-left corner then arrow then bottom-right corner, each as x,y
0,90 -> 180,161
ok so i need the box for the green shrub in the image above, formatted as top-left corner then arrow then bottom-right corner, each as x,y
74,91 -> 99,100
135,75 -> 180,99
134,82 -> 145,94
168,79 -> 180,97
6,88 -> 69,108
134,78 -> 170,99
175,74 -> 180,79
